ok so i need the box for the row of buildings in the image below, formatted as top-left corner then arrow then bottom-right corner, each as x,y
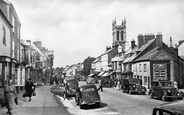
0,0 -> 54,91
90,18 -> 184,89
63,18 -> 184,89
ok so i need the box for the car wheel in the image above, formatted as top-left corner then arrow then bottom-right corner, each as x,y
75,97 -> 78,105
142,92 -> 145,95
96,102 -> 100,108
161,93 -> 166,101
129,90 -> 132,94
79,101 -> 83,109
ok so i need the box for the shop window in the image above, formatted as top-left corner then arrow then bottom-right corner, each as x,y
144,76 -> 147,84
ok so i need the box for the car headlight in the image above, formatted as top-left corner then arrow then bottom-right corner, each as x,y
167,90 -> 171,93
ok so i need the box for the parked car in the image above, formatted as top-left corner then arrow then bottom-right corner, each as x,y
149,80 -> 183,101
120,78 -> 129,93
152,100 -> 184,115
121,78 -> 146,95
101,79 -> 113,87
64,77 -> 79,97
86,76 -> 96,84
75,84 -> 101,109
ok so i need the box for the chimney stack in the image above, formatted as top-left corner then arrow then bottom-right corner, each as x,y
131,40 -> 136,49
156,33 -> 163,47
137,34 -> 144,49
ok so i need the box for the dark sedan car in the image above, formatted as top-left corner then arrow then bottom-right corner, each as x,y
149,80 -> 183,101
121,78 -> 146,94
152,100 -> 184,115
75,84 -> 101,109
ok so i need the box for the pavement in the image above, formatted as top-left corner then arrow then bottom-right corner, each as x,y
0,84 -> 71,115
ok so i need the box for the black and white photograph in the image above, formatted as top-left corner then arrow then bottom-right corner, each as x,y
0,0 -> 184,115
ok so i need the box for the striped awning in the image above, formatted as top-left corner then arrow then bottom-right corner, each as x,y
98,71 -> 105,76
88,74 -> 94,77
101,72 -> 109,77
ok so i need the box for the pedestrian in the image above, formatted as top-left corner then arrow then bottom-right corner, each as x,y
174,81 -> 178,90
97,79 -> 103,92
115,80 -> 120,90
4,79 -> 17,115
25,78 -> 35,102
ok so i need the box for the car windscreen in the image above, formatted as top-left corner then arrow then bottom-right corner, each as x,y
129,79 -> 139,84
82,87 -> 95,92
160,82 -> 174,87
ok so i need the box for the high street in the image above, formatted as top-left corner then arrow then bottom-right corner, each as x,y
54,81 -> 169,115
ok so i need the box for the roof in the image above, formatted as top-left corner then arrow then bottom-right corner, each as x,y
80,84 -> 97,89
156,100 -> 184,115
101,47 -> 117,56
123,53 -> 137,63
92,57 -> 101,63
134,43 -> 175,62
134,47 -> 160,62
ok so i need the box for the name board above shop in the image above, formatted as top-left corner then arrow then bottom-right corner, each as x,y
153,64 -> 167,80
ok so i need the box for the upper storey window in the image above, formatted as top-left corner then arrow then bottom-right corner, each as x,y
2,25 -> 6,45
12,16 -> 15,33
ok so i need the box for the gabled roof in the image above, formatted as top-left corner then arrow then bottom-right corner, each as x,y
101,47 -> 117,56
123,53 -> 137,63
132,39 -> 155,62
134,47 -> 159,62
134,40 -> 176,62
92,57 -> 101,63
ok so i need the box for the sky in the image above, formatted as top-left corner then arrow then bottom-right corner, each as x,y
9,0 -> 184,68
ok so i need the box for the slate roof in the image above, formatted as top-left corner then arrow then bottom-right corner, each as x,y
101,47 -> 117,56
134,47 -> 159,62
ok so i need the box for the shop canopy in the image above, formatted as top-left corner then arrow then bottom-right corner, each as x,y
101,72 -> 109,77
98,71 -> 105,76
88,73 -> 94,77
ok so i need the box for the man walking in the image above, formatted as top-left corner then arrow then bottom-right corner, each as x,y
25,78 -> 35,102
97,79 -> 103,92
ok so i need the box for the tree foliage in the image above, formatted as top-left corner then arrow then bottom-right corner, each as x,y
82,56 -> 96,76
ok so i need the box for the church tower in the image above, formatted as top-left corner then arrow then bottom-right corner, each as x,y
112,18 -> 127,51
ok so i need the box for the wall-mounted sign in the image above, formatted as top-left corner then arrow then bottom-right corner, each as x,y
153,64 -> 167,80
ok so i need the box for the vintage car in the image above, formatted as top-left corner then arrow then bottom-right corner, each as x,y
152,100 -> 184,115
64,77 -> 79,97
101,79 -> 113,87
75,84 -> 101,109
149,80 -> 183,101
121,78 -> 146,95
86,76 -> 96,84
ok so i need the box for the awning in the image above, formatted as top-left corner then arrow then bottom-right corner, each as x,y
98,71 -> 105,76
102,72 -> 109,77
88,74 -> 93,77
107,71 -> 115,76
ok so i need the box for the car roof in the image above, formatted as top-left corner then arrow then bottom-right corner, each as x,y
156,100 -> 184,114
79,84 -> 97,89
152,80 -> 172,83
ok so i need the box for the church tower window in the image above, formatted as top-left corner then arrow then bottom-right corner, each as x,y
121,31 -> 124,41
117,31 -> 119,41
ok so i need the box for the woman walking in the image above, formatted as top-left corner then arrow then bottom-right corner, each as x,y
4,79 -> 17,115
25,78 -> 35,102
